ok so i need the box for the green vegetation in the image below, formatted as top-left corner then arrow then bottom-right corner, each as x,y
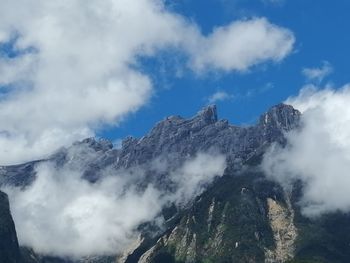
146,163 -> 350,263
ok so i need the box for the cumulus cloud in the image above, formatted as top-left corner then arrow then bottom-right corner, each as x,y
207,91 -> 233,104
262,84 -> 350,217
0,0 -> 295,165
2,150 -> 226,257
191,18 -> 294,72
302,61 -> 333,83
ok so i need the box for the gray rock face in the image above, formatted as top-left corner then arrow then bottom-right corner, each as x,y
0,162 -> 38,187
116,103 -> 300,168
0,103 -> 300,187
258,103 -> 301,144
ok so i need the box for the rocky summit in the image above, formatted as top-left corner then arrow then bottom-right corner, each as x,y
1,104 -> 350,263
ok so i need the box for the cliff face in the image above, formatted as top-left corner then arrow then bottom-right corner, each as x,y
0,191 -> 21,263
130,165 -> 297,263
1,103 -> 350,263
0,103 -> 301,187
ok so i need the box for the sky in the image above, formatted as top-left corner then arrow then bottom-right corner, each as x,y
102,0 -> 350,138
0,0 -> 350,164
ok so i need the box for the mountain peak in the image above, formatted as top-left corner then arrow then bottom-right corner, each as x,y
194,104 -> 218,124
259,103 -> 301,131
75,137 -> 113,152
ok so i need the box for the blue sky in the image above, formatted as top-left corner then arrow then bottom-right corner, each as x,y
0,0 -> 349,164
101,0 -> 350,140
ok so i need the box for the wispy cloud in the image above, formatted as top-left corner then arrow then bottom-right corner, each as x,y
262,0 -> 285,6
302,61 -> 333,83
207,91 -> 234,104
245,82 -> 274,98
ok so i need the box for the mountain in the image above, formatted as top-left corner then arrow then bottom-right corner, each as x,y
0,103 -> 349,263
0,103 -> 300,187
0,191 -> 21,263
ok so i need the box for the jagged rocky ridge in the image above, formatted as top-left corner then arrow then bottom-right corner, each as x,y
1,104 -> 350,262
0,103 -> 300,187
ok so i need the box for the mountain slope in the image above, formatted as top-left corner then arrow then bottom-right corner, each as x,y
128,163 -> 297,263
0,191 -> 21,263
1,104 -> 350,263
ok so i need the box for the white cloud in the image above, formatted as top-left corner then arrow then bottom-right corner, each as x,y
0,1 -> 295,165
207,91 -> 233,104
191,18 -> 294,72
5,163 -> 163,257
170,153 -> 227,205
0,53 -> 37,86
2,150 -> 226,257
262,84 -> 350,217
302,61 -> 333,83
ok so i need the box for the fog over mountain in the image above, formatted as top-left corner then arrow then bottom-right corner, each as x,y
3,148 -> 226,257
263,85 -> 350,216
0,103 -> 300,260
1,101 -> 350,262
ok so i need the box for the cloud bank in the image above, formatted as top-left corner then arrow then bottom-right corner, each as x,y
262,84 -> 350,217
3,149 -> 226,257
0,0 -> 295,165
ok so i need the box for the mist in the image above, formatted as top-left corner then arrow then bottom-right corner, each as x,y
262,84 -> 350,217
2,147 -> 226,257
